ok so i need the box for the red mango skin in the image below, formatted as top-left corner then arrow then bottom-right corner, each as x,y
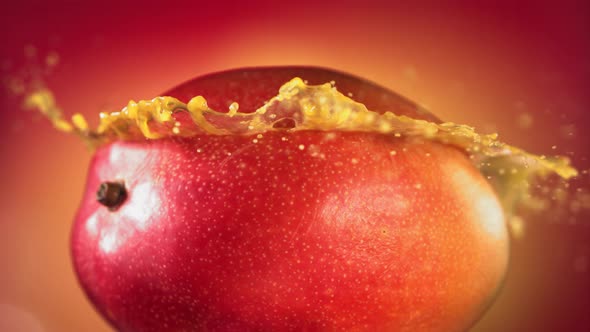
71,68 -> 508,331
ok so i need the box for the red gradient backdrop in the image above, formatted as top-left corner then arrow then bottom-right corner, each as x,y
1,1 -> 589,331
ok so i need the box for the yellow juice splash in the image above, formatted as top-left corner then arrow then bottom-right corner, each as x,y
19,68 -> 588,239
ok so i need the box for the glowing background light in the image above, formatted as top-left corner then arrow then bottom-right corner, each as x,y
0,1 -> 588,331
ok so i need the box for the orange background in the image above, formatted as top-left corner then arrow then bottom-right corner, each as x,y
1,1 -> 589,331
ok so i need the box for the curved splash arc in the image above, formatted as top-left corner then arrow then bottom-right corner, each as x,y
25,77 -> 577,183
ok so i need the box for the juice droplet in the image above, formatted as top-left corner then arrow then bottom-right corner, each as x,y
228,102 -> 239,116
45,52 -> 59,68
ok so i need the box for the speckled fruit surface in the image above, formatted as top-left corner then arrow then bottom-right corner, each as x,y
71,67 -> 508,331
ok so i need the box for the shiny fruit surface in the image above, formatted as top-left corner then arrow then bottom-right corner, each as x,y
71,67 -> 508,331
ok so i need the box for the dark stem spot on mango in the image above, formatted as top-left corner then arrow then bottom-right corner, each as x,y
97,182 -> 127,210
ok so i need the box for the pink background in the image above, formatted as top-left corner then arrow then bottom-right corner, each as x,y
1,1 -> 589,331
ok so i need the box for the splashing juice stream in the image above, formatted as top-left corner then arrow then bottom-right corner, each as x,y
24,77 -> 579,229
